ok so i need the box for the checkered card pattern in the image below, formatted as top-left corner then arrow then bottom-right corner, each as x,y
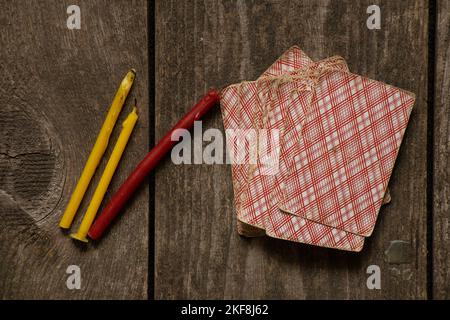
222,81 -> 273,211
284,58 -> 392,208
239,160 -> 365,250
274,58 -> 350,163
237,61 -> 365,251
238,76 -> 365,251
261,46 -> 313,77
221,47 -> 313,215
280,70 -> 415,236
221,48 -> 367,250
233,49 -> 324,216
238,86 -> 284,227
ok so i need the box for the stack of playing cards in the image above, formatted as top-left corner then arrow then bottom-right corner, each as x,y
220,46 -> 415,252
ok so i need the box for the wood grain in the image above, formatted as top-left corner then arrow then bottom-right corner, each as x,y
433,0 -> 450,300
0,0 -> 148,299
155,0 -> 428,299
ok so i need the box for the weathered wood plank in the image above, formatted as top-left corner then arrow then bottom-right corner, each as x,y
155,0 -> 428,299
0,0 -> 148,299
433,0 -> 450,300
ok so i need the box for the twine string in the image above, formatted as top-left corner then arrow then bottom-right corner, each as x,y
235,56 -> 347,214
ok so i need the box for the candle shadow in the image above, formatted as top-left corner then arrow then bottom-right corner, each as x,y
241,212 -> 384,273
89,179 -> 149,249
71,238 -> 89,252
88,99 -> 222,248
59,228 -> 89,252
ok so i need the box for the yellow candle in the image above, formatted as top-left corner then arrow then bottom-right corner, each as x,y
71,107 -> 138,242
59,69 -> 136,229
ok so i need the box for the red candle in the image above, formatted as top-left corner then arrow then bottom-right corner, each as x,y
88,89 -> 220,240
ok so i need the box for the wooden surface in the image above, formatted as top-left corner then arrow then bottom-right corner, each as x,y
434,0 -> 450,300
0,0 -> 148,299
155,0 -> 429,299
1,0 -> 447,300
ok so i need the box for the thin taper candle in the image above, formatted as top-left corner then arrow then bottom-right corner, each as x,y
59,69 -> 136,229
71,107 -> 138,242
88,89 -> 220,240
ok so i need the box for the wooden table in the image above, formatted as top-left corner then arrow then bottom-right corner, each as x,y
0,0 -> 148,299
0,0 -> 449,299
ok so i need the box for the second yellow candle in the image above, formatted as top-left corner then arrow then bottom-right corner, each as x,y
71,107 -> 138,242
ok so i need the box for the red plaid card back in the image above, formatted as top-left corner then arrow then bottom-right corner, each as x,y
222,50 -> 366,251
221,46 -> 312,215
279,69 -> 415,236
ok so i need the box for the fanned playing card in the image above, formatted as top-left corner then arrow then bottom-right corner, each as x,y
220,46 -> 406,251
278,68 -> 415,236
238,57 -> 366,251
222,47 -> 365,251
